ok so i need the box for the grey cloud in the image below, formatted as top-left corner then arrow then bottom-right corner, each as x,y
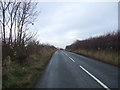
32,2 -> 118,48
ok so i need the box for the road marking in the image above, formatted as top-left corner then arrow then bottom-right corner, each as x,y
62,51 -> 110,90
62,52 -> 68,56
62,51 -> 75,62
65,54 -> 68,56
79,65 -> 110,90
69,57 -> 75,62
62,51 -> 68,56
65,53 -> 68,56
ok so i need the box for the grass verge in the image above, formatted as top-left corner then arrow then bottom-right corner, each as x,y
2,51 -> 55,88
70,49 -> 119,67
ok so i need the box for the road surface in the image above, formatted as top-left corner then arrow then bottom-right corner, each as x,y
35,50 -> 119,89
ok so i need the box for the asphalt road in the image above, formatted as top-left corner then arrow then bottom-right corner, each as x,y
35,50 -> 119,89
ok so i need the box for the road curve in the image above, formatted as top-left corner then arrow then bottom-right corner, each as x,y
35,50 -> 119,89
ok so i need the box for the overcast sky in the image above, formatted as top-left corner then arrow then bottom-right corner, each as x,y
30,2 -> 118,49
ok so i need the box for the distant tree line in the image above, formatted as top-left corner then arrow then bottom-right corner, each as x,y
66,31 -> 119,52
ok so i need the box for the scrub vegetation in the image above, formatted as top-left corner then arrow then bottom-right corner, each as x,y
0,1 -> 57,88
2,41 -> 56,88
66,31 -> 119,67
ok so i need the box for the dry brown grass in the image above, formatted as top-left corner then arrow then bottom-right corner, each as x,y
2,47 -> 56,88
72,49 -> 119,67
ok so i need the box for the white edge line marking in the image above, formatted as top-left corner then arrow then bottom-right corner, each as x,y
79,65 -> 110,90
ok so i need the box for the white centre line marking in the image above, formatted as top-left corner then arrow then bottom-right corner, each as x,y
62,51 -> 75,62
79,65 -> 110,90
62,51 -> 110,90
65,53 -> 68,56
69,57 -> 75,62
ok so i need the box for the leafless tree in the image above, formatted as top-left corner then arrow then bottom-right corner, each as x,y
0,0 -> 38,46
16,1 -> 38,46
0,1 -> 11,44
